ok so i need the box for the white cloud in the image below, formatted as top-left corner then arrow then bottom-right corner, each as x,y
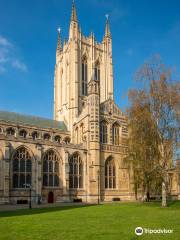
0,35 -> 12,47
0,48 -> 9,63
110,7 -> 128,21
0,34 -> 28,74
89,0 -> 129,21
12,59 -> 28,72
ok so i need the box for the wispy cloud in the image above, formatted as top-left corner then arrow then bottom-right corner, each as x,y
110,7 -> 128,21
0,47 -> 9,63
89,0 -> 129,21
0,35 -> 12,47
0,35 -> 28,74
12,59 -> 28,72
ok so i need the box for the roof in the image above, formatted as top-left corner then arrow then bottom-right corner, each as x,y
0,111 -> 67,131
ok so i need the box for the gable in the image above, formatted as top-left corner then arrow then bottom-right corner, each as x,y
100,99 -> 125,118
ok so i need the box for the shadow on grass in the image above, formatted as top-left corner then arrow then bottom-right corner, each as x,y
141,200 -> 180,209
116,200 -> 180,209
0,204 -> 94,218
167,200 -> 180,207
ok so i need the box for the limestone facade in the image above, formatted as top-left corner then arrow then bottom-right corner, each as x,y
53,2 -> 134,202
0,2 -> 179,204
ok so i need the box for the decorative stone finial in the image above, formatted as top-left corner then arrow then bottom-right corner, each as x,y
105,14 -> 111,38
71,0 -> 78,22
57,27 -> 62,52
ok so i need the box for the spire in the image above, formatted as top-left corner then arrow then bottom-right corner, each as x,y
71,0 -> 78,22
56,27 -> 62,53
105,14 -> 111,38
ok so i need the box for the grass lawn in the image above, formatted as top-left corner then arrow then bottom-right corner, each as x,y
0,201 -> 179,240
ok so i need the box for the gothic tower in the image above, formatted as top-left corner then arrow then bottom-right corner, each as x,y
54,1 -> 114,131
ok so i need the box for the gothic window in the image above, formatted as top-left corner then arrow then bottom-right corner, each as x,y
100,121 -> 108,143
105,157 -> 116,189
12,147 -> 32,188
95,61 -> 100,81
44,133 -> 51,141
26,174 -> 31,185
32,131 -> 39,140
69,153 -> 83,189
6,127 -> 15,136
19,129 -> 27,138
43,174 -> 48,186
54,135 -> 61,143
43,150 -> 60,187
112,123 -> 120,145
13,174 -> 18,188
82,57 -> 88,96
54,175 -> 59,186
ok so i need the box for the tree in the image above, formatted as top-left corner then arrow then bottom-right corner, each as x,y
127,55 -> 180,206
127,89 -> 161,201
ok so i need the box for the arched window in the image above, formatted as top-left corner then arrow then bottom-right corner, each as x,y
19,129 -> 27,138
12,147 -> 32,188
64,137 -> 71,144
100,121 -> 108,143
32,131 -> 39,140
112,123 -> 120,145
105,157 -> 116,189
43,150 -> 60,187
95,61 -> 100,81
69,153 -> 83,189
6,127 -> 15,136
82,57 -> 88,96
54,135 -> 61,143
44,133 -> 51,141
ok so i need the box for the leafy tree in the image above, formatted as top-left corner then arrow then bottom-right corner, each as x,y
127,56 -> 180,206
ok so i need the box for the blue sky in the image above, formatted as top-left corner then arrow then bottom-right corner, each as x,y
0,0 -> 180,119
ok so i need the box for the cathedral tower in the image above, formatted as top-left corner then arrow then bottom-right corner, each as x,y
54,1 -> 114,131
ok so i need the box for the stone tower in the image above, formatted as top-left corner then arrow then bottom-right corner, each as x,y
54,1 -> 114,131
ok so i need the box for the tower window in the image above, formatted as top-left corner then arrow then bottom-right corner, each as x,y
95,61 -> 100,81
82,58 -> 88,96
100,121 -> 108,144
112,123 -> 120,145
105,157 -> 116,189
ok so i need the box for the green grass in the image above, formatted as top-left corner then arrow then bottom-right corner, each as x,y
0,201 -> 180,240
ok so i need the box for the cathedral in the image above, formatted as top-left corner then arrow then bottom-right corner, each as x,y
0,2 -> 179,204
